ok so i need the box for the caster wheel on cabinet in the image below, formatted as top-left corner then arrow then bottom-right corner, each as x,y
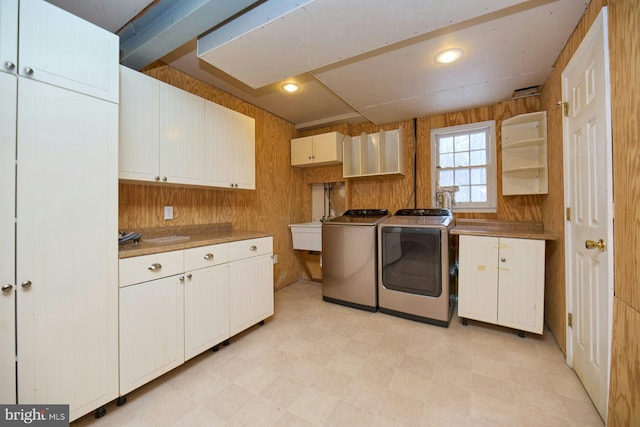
223,339 -> 230,346
517,330 -> 526,339
212,345 -> 220,352
94,406 -> 106,418
259,320 -> 265,326
116,396 -> 127,406
462,318 -> 468,326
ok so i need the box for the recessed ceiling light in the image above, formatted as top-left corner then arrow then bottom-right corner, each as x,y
434,48 -> 464,64
281,83 -> 300,93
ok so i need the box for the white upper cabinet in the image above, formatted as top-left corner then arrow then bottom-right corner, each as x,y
119,66 -> 160,182
120,66 -> 255,189
291,131 -> 346,167
159,81 -> 205,186
203,100 -> 255,189
18,0 -> 118,102
0,0 -> 18,75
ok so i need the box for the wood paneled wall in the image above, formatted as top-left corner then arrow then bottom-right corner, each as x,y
608,0 -> 640,423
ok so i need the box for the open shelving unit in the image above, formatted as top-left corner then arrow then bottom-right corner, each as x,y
343,128 -> 404,178
501,111 -> 548,195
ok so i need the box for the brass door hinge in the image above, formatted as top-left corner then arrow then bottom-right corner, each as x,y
566,207 -> 571,221
557,101 -> 569,117
568,312 -> 573,327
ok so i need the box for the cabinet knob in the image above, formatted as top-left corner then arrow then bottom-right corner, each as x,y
250,245 -> 258,252
4,61 -> 15,71
162,176 -> 168,182
186,273 -> 192,279
1,284 -> 13,292
230,183 -> 234,187
154,176 -> 160,181
308,156 -> 312,160
179,276 -> 185,282
148,263 -> 162,271
21,280 -> 32,288
204,253 -> 214,260
23,67 -> 34,75
500,258 -> 506,263
235,184 -> 239,188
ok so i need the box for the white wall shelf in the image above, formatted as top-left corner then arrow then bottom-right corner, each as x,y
343,128 -> 404,178
501,111 -> 548,195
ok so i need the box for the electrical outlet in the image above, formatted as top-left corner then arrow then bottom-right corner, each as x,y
164,206 -> 173,220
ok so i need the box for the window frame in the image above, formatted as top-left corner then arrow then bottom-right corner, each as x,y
430,120 -> 497,213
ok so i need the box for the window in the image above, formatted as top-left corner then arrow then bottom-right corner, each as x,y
430,120 -> 496,212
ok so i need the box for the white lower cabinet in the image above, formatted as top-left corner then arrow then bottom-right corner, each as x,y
119,237 -> 272,396
458,235 -> 545,335
229,238 -> 275,336
119,275 -> 185,395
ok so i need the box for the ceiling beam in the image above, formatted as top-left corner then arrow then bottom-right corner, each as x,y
119,0 -> 260,70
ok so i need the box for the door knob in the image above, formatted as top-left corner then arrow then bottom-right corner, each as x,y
585,239 -> 606,252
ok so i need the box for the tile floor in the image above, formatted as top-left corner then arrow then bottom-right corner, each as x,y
74,280 -> 604,426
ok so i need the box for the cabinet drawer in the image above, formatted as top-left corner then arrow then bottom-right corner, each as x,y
230,237 -> 272,261
119,250 -> 184,287
184,243 -> 229,271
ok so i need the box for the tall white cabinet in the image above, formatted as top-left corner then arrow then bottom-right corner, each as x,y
0,0 -> 119,421
458,235 -> 545,335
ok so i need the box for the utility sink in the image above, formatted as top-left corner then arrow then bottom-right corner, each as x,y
145,235 -> 191,244
289,222 -> 322,251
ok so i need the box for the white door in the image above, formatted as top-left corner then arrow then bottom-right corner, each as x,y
159,82 -> 205,185
232,111 -> 255,189
0,70 -> 16,404
18,0 -> 118,102
291,136 -> 313,166
184,264 -> 230,360
16,79 -> 118,419
0,0 -> 18,75
562,7 -> 613,420
458,235 -> 499,325
204,101 -> 234,188
229,254 -> 274,336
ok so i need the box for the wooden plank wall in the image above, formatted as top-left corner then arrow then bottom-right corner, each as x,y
608,0 -> 640,423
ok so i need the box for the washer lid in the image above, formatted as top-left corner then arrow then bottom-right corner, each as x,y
326,209 -> 389,225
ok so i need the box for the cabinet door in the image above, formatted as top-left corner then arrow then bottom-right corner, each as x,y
184,264 -> 230,360
119,276 -> 185,395
18,0 -> 118,102
119,66 -> 160,182
497,238 -> 545,334
159,82 -> 205,185
311,132 -> 342,164
232,111 -> 255,189
0,71 -> 16,404
0,0 -> 17,75
204,101 -> 234,188
458,235 -> 499,324
16,79 -> 118,419
291,136 -> 313,166
229,254 -> 274,336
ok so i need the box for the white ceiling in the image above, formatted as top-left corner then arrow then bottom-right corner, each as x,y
47,0 -> 589,130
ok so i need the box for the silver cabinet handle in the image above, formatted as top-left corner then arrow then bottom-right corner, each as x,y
204,253 -> 214,260
23,67 -> 33,75
4,61 -> 15,71
186,273 -> 192,279
162,176 -> 168,182
21,280 -> 32,288
154,176 -> 160,181
148,263 -> 162,271
179,276 -> 185,282
250,245 -> 257,252
1,284 -> 13,292
500,258 -> 506,263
